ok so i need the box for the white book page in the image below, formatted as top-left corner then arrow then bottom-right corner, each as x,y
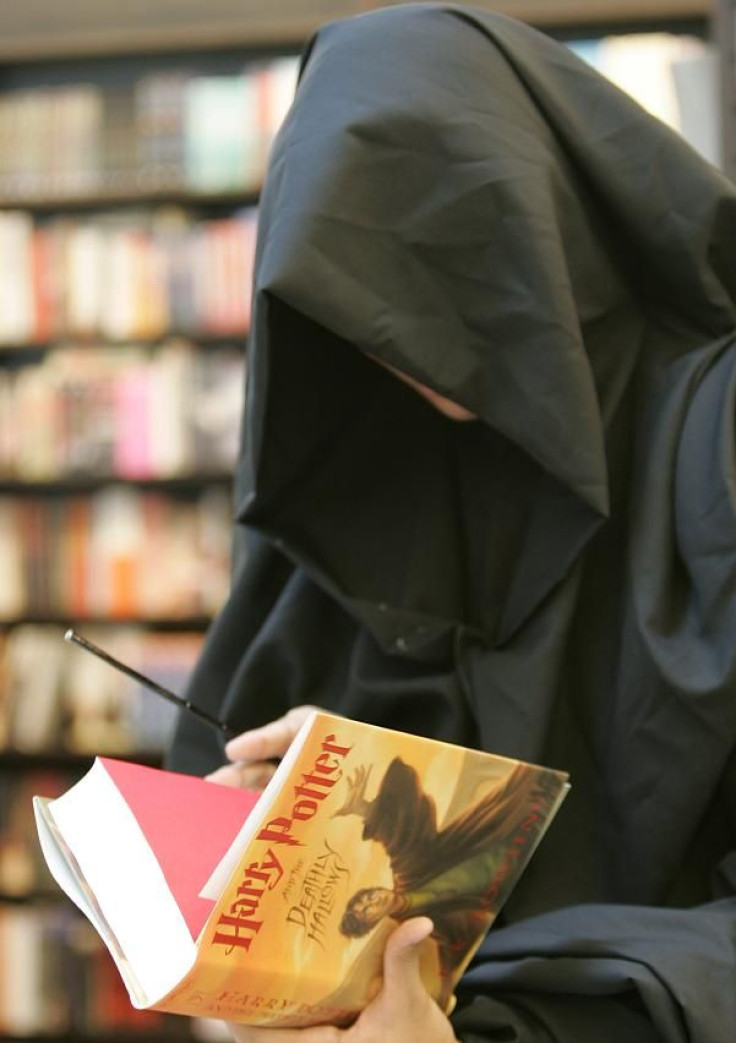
38,759 -> 197,1006
34,794 -> 150,1007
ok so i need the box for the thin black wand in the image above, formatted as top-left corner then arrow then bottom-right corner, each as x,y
64,629 -> 237,740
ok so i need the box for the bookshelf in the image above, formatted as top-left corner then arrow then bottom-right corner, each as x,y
0,1 -> 728,1040
0,26 -> 299,1042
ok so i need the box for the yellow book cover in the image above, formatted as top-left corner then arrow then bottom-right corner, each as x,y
34,711 -> 568,1028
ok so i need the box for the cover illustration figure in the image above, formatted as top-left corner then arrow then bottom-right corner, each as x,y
335,757 -> 560,1002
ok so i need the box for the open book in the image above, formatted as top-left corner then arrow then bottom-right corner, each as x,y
34,711 -> 569,1028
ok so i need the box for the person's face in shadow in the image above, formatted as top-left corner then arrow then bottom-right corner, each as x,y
367,353 -> 477,422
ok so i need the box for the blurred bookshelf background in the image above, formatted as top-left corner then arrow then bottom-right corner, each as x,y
0,1 -> 733,1040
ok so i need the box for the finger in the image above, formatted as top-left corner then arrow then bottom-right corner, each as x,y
381,917 -> 434,1002
228,1022 -> 341,1043
224,706 -> 319,763
205,761 -> 278,789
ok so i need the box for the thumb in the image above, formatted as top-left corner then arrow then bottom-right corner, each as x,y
382,917 -> 434,1000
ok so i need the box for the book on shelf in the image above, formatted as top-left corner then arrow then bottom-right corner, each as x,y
34,710 -> 569,1029
184,74 -> 260,193
670,48 -> 722,169
0,210 -> 35,344
0,500 -> 24,619
135,73 -> 190,190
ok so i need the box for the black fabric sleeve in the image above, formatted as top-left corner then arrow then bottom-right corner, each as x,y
453,992 -> 661,1042
449,899 -> 736,1043
452,994 -> 556,1042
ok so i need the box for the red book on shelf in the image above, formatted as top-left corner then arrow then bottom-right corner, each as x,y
30,227 -> 55,343
113,362 -> 152,479
65,497 -> 92,618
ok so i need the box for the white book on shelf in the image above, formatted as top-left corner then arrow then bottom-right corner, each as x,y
0,211 -> 35,344
101,226 -> 138,341
0,906 -> 50,1035
672,47 -> 722,168
13,363 -> 58,480
264,56 -> 299,140
184,73 -> 255,192
5,626 -> 65,751
149,339 -> 196,477
66,223 -> 105,337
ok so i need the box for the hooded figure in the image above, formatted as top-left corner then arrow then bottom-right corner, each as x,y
168,6 -> 736,1041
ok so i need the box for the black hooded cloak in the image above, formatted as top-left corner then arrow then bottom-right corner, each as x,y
168,6 -> 736,1040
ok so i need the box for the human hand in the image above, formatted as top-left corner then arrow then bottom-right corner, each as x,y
205,705 -> 320,789
227,917 -> 459,1043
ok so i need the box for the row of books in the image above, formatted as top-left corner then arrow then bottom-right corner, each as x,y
0,36 -> 719,349
0,487 -> 233,621
0,36 -> 714,208
566,32 -> 720,167
0,206 -> 258,345
0,902 -> 175,1036
0,342 -> 245,481
0,625 -> 204,755
0,57 -> 299,201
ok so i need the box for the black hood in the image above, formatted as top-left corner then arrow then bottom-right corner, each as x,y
237,5 -> 735,648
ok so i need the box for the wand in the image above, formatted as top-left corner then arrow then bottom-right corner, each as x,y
64,628 -> 237,740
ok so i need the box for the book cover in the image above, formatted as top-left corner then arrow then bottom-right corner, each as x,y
34,711 -> 568,1028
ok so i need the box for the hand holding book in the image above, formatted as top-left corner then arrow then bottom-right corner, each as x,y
206,705 -> 324,790
227,917 -> 460,1043
34,707 -> 569,1028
